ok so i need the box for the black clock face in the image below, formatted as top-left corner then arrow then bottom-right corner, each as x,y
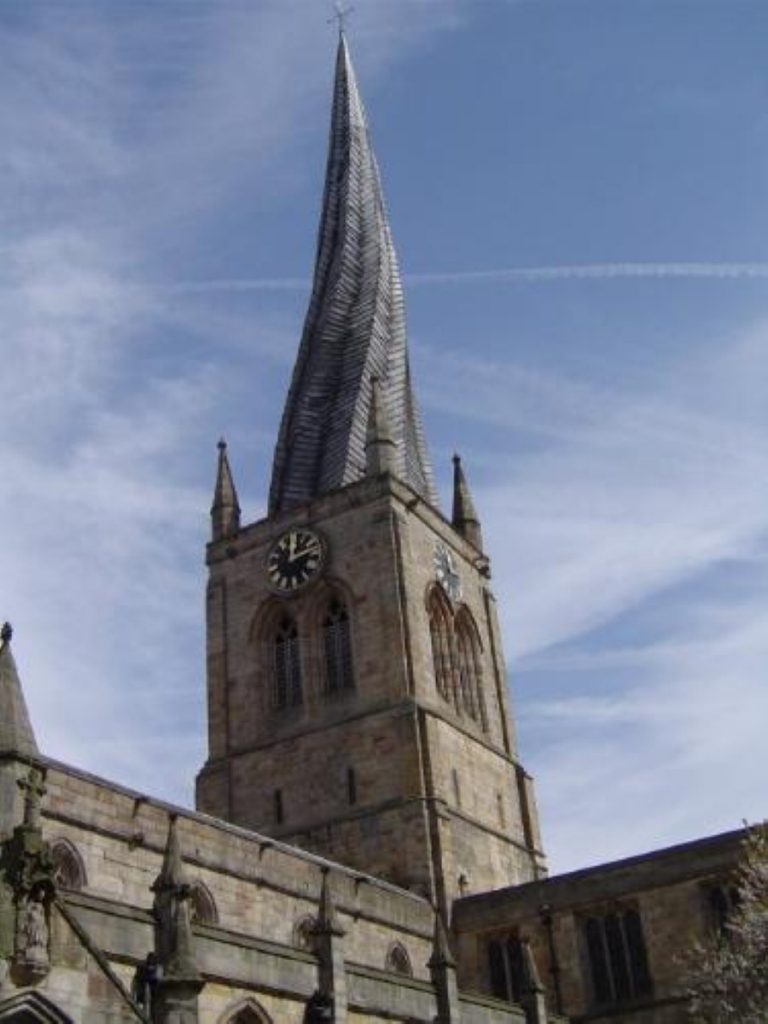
267,528 -> 324,592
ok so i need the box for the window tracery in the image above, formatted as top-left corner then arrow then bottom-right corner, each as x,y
428,591 -> 488,730
583,907 -> 652,1006
428,586 -> 455,706
454,608 -> 487,729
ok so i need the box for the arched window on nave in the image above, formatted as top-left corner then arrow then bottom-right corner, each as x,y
50,839 -> 87,892
385,941 -> 413,977
189,882 -> 218,926
225,1000 -> 272,1024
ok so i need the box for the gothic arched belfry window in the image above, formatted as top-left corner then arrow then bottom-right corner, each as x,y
428,586 -> 454,705
273,615 -> 302,708
455,608 -> 487,730
322,597 -> 354,693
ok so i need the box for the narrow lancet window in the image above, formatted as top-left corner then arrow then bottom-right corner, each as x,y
323,597 -> 354,693
273,616 -> 302,708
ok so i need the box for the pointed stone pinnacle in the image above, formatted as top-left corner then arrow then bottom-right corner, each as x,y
154,814 -> 189,892
0,623 -> 39,759
268,33 -> 437,513
152,815 -> 201,983
451,453 -> 483,551
211,437 -> 241,542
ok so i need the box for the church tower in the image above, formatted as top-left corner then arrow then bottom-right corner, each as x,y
196,34 -> 545,916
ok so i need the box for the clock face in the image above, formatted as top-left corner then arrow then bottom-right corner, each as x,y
434,543 -> 462,601
267,528 -> 324,593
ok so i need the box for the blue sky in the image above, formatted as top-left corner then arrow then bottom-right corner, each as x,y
1,0 -> 766,875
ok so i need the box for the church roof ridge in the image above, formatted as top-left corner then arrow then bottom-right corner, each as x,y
268,33 -> 437,514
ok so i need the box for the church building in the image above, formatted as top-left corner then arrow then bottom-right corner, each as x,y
0,32 -> 746,1024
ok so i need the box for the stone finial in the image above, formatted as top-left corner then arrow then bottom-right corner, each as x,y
0,622 -> 39,759
152,816 -> 200,983
451,454 -> 483,551
211,438 -> 241,542
365,377 -> 397,477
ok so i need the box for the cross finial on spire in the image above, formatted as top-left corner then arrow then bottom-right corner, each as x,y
328,1 -> 354,32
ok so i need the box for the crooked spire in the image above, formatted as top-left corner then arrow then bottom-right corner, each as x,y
0,623 -> 39,759
269,33 -> 437,514
211,439 -> 240,542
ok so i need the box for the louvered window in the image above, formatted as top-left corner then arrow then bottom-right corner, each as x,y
455,609 -> 488,730
428,588 -> 454,704
323,598 -> 354,693
273,616 -> 302,708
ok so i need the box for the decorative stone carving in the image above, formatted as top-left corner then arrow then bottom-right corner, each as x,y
15,886 -> 49,977
18,768 -> 45,831
0,767 -> 55,985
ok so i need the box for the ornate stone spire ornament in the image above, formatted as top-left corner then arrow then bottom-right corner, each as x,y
151,816 -> 203,1024
0,624 -> 39,760
269,33 -> 437,514
210,439 -> 240,542
451,454 -> 483,551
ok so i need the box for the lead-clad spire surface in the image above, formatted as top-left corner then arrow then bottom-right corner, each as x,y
268,34 -> 437,514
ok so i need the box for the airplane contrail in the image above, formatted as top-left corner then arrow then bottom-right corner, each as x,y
406,262 -> 768,285
170,262 -> 768,293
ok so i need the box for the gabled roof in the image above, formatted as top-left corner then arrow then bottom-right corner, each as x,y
268,34 -> 437,514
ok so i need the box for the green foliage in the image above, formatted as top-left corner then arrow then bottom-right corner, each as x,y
685,823 -> 768,1023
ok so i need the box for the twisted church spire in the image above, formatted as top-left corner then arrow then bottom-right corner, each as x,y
269,34 -> 437,514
